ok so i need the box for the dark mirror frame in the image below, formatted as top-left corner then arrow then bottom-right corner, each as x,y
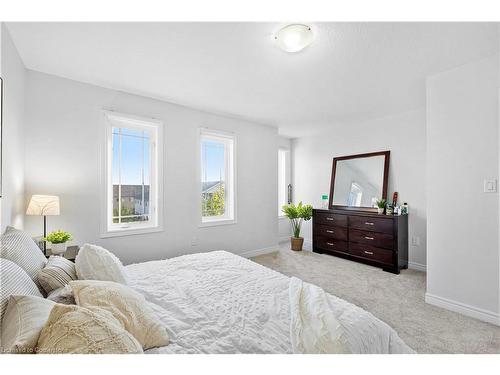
328,150 -> 390,212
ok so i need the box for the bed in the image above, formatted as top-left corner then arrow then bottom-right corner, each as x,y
1,226 -> 413,354
126,250 -> 414,354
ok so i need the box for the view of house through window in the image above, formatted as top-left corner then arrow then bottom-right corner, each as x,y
104,111 -> 160,234
200,130 -> 234,223
112,127 -> 151,224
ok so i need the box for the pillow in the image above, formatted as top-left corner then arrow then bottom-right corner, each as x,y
1,227 -> 48,291
70,280 -> 169,350
36,304 -> 143,354
47,285 -> 75,305
75,243 -> 128,284
38,256 -> 77,294
1,295 -> 55,353
0,258 -> 42,322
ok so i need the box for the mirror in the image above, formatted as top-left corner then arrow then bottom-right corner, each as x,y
329,151 -> 390,211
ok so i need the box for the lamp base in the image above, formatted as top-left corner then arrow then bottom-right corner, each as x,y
43,215 -> 47,255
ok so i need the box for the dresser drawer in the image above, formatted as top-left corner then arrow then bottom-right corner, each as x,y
315,237 -> 348,254
348,215 -> 393,234
314,224 -> 348,241
349,228 -> 393,250
314,213 -> 348,227
349,243 -> 394,265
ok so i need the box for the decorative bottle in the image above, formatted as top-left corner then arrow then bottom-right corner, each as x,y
321,195 -> 329,209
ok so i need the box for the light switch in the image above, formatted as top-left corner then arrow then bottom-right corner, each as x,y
483,179 -> 497,193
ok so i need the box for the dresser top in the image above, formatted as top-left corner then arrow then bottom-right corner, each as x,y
313,208 -> 408,220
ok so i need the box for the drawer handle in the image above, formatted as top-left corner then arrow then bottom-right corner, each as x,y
364,251 -> 374,255
326,230 -> 334,233
364,236 -> 374,240
326,217 -> 334,221
326,242 -> 334,246
364,222 -> 374,225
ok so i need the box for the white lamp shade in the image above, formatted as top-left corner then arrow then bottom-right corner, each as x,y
26,195 -> 60,216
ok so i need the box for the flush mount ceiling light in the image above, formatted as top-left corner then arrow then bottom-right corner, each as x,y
274,24 -> 314,53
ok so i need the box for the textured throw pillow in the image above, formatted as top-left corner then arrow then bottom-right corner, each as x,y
0,258 -> 42,322
1,295 -> 55,353
36,304 -> 143,354
1,227 -> 48,291
47,285 -> 75,305
75,243 -> 128,284
38,256 -> 77,294
70,280 -> 169,350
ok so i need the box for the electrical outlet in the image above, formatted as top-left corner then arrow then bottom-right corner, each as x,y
191,237 -> 198,247
484,179 -> 497,193
411,236 -> 420,246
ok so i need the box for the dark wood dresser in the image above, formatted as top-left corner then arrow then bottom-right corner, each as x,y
312,209 -> 408,274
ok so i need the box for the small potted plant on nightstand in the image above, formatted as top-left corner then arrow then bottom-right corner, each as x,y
282,201 -> 313,251
45,230 -> 72,255
376,198 -> 387,215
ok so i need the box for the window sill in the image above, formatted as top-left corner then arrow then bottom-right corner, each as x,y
100,225 -> 163,238
199,218 -> 237,228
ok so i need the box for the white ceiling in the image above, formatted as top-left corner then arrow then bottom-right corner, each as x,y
6,22 -> 499,137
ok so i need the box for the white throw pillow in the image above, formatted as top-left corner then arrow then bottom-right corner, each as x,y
0,259 -> 42,322
75,243 -> 128,284
38,256 -> 77,294
1,295 -> 55,354
1,227 -> 48,292
36,304 -> 143,354
70,280 -> 169,350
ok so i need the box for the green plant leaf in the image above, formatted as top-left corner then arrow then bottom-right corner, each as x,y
44,230 -> 72,244
281,201 -> 313,237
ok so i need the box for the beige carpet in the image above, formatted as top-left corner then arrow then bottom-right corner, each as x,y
251,245 -> 500,354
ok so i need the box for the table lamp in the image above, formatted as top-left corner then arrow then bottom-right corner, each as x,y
26,195 -> 60,254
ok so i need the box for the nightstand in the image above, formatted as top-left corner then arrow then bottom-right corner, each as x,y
45,245 -> 80,262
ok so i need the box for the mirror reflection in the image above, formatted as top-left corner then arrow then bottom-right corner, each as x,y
332,155 -> 386,207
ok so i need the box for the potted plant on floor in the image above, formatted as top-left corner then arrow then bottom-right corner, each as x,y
45,230 -> 72,255
282,201 -> 313,251
376,198 -> 387,215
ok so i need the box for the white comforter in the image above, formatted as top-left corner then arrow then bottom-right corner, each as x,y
126,251 -> 414,354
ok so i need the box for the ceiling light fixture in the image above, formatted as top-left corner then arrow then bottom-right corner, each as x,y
274,24 -> 314,53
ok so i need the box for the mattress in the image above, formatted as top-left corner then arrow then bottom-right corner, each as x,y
126,251 -> 413,354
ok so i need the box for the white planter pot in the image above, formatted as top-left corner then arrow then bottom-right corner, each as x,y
377,207 -> 385,214
51,242 -> 67,255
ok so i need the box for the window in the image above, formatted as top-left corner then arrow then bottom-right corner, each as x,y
278,148 -> 291,216
102,111 -> 162,236
348,182 -> 363,207
200,129 -> 235,225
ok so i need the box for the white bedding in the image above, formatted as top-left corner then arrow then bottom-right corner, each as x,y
126,251 -> 414,354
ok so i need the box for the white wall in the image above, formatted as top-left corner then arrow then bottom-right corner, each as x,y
23,71 -> 279,264
1,24 -> 26,231
426,56 -> 499,325
291,109 -> 427,267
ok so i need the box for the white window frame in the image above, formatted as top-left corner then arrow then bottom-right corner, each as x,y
199,128 -> 236,227
278,147 -> 291,218
101,110 -> 163,238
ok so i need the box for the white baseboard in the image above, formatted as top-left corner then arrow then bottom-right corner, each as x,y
408,261 -> 427,272
303,238 -> 313,251
239,245 -> 279,259
425,292 -> 499,326
279,236 -> 290,243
